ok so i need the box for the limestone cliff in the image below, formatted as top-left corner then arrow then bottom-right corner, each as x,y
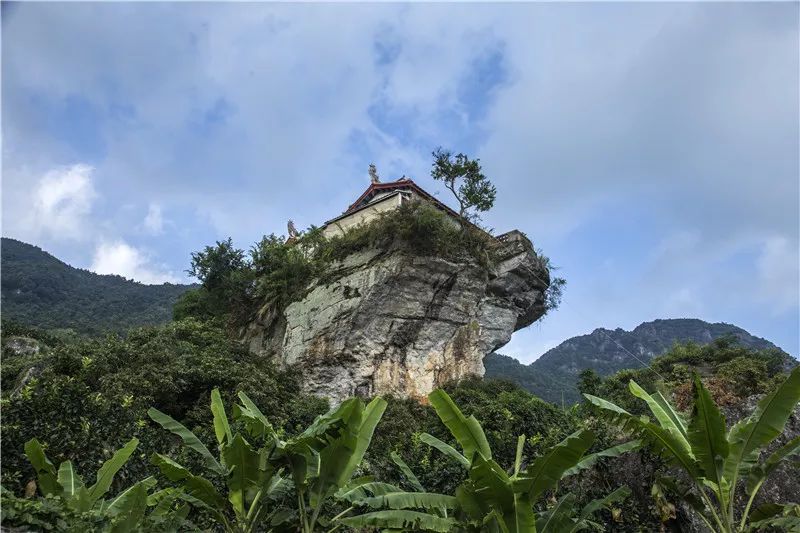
244,234 -> 550,402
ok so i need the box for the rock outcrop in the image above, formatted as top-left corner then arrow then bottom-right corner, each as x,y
244,235 -> 550,402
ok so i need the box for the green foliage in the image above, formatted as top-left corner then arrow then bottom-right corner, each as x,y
486,320 -> 788,405
149,389 -> 387,532
368,378 -> 579,497
585,366 -> 800,532
1,238 -> 191,336
1,439 -> 186,532
345,388 -> 633,532
178,201 -> 515,326
0,318 -> 328,495
431,148 -> 497,224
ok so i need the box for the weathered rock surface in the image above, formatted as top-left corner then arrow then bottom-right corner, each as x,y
244,236 -> 550,402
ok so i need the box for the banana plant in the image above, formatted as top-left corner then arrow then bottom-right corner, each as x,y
22,437 -> 173,532
341,389 -> 634,532
149,388 -> 387,533
584,366 -> 800,533
264,394 -> 388,532
148,389 -> 291,533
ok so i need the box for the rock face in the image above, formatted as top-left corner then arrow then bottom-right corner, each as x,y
244,236 -> 550,402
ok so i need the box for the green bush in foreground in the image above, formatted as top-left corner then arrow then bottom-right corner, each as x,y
585,366 -> 800,532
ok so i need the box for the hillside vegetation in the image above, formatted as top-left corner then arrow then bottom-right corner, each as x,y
1,238 -> 192,336
484,318 -> 784,404
2,316 -> 798,531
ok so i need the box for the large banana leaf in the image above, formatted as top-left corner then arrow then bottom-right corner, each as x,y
106,477 -> 156,517
536,493 -> 577,533
340,510 -> 455,532
336,481 -> 402,503
222,433 -> 261,517
211,388 -> 233,446
653,391 -> 689,438
517,429 -> 594,501
23,438 -> 59,496
687,374 -> 728,486
236,391 -> 275,440
420,432 -> 470,468
745,435 -> 800,495
57,461 -> 84,499
148,407 -> 225,475
638,421 -> 701,479
358,491 -> 458,510
562,440 -> 641,477
309,399 -> 364,507
511,491 -> 537,533
87,437 -> 139,504
428,389 -> 492,462
586,394 -> 701,479
723,367 -> 800,481
629,380 -> 691,452
579,485 -> 631,519
582,394 -> 644,433
150,453 -> 227,512
338,397 -> 387,486
107,480 -> 149,533
391,451 -> 425,492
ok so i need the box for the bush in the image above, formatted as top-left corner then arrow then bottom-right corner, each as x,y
0,318 -> 328,494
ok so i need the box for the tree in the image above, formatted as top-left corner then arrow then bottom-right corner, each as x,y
577,369 -> 602,397
584,367 -> 800,532
430,149 -> 497,227
188,238 -> 247,291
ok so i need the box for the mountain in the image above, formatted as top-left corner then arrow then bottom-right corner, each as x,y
484,318 -> 784,404
1,238 -> 192,336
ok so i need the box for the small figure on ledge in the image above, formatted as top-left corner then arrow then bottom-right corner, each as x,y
368,163 -> 381,184
287,219 -> 299,240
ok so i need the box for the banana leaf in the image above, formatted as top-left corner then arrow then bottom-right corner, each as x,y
23,438 -> 59,496
420,433 -> 470,469
87,437 -> 139,504
687,374 -> 728,486
428,389 -> 492,462
391,451 -> 426,492
517,429 -> 594,501
340,510 -> 455,532
211,388 -> 233,446
148,407 -> 225,476
358,491 -> 458,510
724,367 -> 800,482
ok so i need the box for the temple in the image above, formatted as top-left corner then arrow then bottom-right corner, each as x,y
320,167 -> 531,247
321,176 -> 462,238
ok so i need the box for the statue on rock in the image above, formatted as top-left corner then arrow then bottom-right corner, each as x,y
368,163 -> 381,184
287,219 -> 299,240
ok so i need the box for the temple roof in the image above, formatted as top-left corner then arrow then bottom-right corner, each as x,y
324,178 -> 461,226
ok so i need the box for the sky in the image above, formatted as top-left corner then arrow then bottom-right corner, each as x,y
2,2 -> 798,362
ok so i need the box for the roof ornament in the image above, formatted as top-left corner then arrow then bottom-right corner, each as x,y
287,219 -> 299,239
368,163 -> 381,184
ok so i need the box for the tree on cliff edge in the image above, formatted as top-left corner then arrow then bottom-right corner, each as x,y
431,148 -> 497,228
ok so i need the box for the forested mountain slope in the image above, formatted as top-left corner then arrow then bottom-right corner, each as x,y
1,238 -> 192,335
484,318 -> 786,404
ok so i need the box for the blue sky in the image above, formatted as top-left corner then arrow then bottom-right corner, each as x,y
3,2 -> 798,361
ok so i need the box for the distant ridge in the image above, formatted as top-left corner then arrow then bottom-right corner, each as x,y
1,238 -> 193,336
484,318 -> 786,404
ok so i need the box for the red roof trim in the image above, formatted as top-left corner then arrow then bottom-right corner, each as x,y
342,179 -> 460,220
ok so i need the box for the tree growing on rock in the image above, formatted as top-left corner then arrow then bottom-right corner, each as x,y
430,149 -> 497,228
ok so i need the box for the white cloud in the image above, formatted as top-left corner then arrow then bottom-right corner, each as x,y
91,240 -> 179,284
756,236 -> 800,313
6,164 -> 97,241
143,204 -> 164,234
